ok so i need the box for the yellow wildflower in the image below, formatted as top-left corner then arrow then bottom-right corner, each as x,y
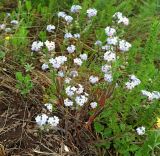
156,117 -> 160,128
5,36 -> 10,40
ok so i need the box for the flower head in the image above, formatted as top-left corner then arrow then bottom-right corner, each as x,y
89,76 -> 99,84
31,41 -> 43,52
136,126 -> 145,135
71,5 -> 82,13
48,116 -> 59,127
87,8 -> 97,18
46,25 -> 55,32
44,40 -> 55,51
90,102 -> 98,109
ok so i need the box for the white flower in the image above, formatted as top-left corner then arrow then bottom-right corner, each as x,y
101,64 -> 111,73
65,77 -> 72,84
58,70 -> 65,77
70,70 -> 78,78
125,82 -> 136,90
119,40 -> 131,52
130,75 -> 141,85
75,95 -> 88,106
107,37 -> 118,45
89,75 -> 99,84
31,41 -> 43,52
44,103 -> 52,112
113,12 -> 123,19
44,40 -> 55,51
65,86 -> 77,97
58,11 -> 66,18
79,54 -> 88,60
67,45 -> 76,53
113,12 -> 129,26
49,56 -> 67,69
125,75 -> 141,90
46,24 -> 55,32
64,33 -> 73,39
71,5 -> 82,13
141,90 -> 154,101
48,116 -> 59,127
74,33 -> 80,39
76,84 -> 84,94
64,15 -> 73,23
136,126 -> 145,135
5,28 -> 12,32
0,24 -> 6,30
90,102 -> 98,109
104,73 -> 113,82
41,63 -> 49,71
152,91 -> 160,99
11,20 -> 19,25
64,98 -> 73,107
104,51 -> 116,62
35,113 -> 48,126
122,17 -> 129,26
105,26 -> 116,37
6,13 -> 11,17
141,90 -> 160,101
74,58 -> 83,66
87,8 -> 97,18
95,40 -> 102,46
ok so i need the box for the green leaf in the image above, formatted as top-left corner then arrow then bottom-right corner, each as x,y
94,122 -> 104,133
0,51 -> 5,59
25,0 -> 32,11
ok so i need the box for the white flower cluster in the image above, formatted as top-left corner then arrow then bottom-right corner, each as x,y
46,24 -> 55,33
89,75 -> 99,84
80,53 -> 88,60
104,50 -> 116,62
65,77 -> 72,84
105,26 -> 116,37
65,86 -> 77,97
95,40 -> 102,46
0,24 -> 6,30
107,36 -> 118,45
67,45 -> 76,53
58,70 -> 65,77
125,75 -> 141,90
49,56 -> 67,69
58,12 -> 73,24
113,12 -> 129,26
64,98 -> 73,107
64,84 -> 88,107
90,102 -> 98,109
35,113 -> 59,127
101,64 -> 113,83
136,126 -> 145,135
141,90 -> 160,101
44,103 -> 53,112
31,41 -> 43,52
87,8 -> 97,18
119,39 -> 132,52
44,40 -> 55,51
74,58 -> 83,66
75,95 -> 88,106
11,20 -> 19,25
64,32 -> 81,39
70,5 -> 82,13
41,63 -> 49,71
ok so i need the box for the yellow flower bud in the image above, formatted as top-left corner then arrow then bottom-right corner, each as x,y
5,36 -> 10,40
